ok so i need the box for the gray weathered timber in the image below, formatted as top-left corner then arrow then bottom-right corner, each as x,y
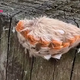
31,57 -> 55,80
6,17 -> 32,80
72,52 -> 80,80
0,0 -> 80,80
0,14 -> 10,80
53,49 -> 75,80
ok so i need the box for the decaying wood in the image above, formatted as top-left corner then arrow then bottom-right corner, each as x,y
0,0 -> 80,80
0,14 -> 10,80
72,52 -> 80,80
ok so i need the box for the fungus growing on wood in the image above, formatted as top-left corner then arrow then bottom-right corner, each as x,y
16,16 -> 80,60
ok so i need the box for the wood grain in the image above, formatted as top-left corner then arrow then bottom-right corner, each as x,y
0,14 -> 10,80
72,52 -> 80,80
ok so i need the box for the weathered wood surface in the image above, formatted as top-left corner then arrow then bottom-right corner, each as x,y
0,0 -> 80,80
0,14 -> 10,80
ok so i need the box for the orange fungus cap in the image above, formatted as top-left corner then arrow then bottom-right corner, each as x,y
16,21 -> 24,32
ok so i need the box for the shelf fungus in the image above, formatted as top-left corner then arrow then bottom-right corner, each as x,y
16,16 -> 80,60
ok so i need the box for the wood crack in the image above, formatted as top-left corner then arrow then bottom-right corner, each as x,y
6,17 -> 12,80
5,10 -> 24,80
30,57 -> 34,80
70,50 -> 77,80
70,18 -> 80,80
52,59 -> 56,80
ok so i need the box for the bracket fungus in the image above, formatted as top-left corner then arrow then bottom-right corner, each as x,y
16,16 -> 80,60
